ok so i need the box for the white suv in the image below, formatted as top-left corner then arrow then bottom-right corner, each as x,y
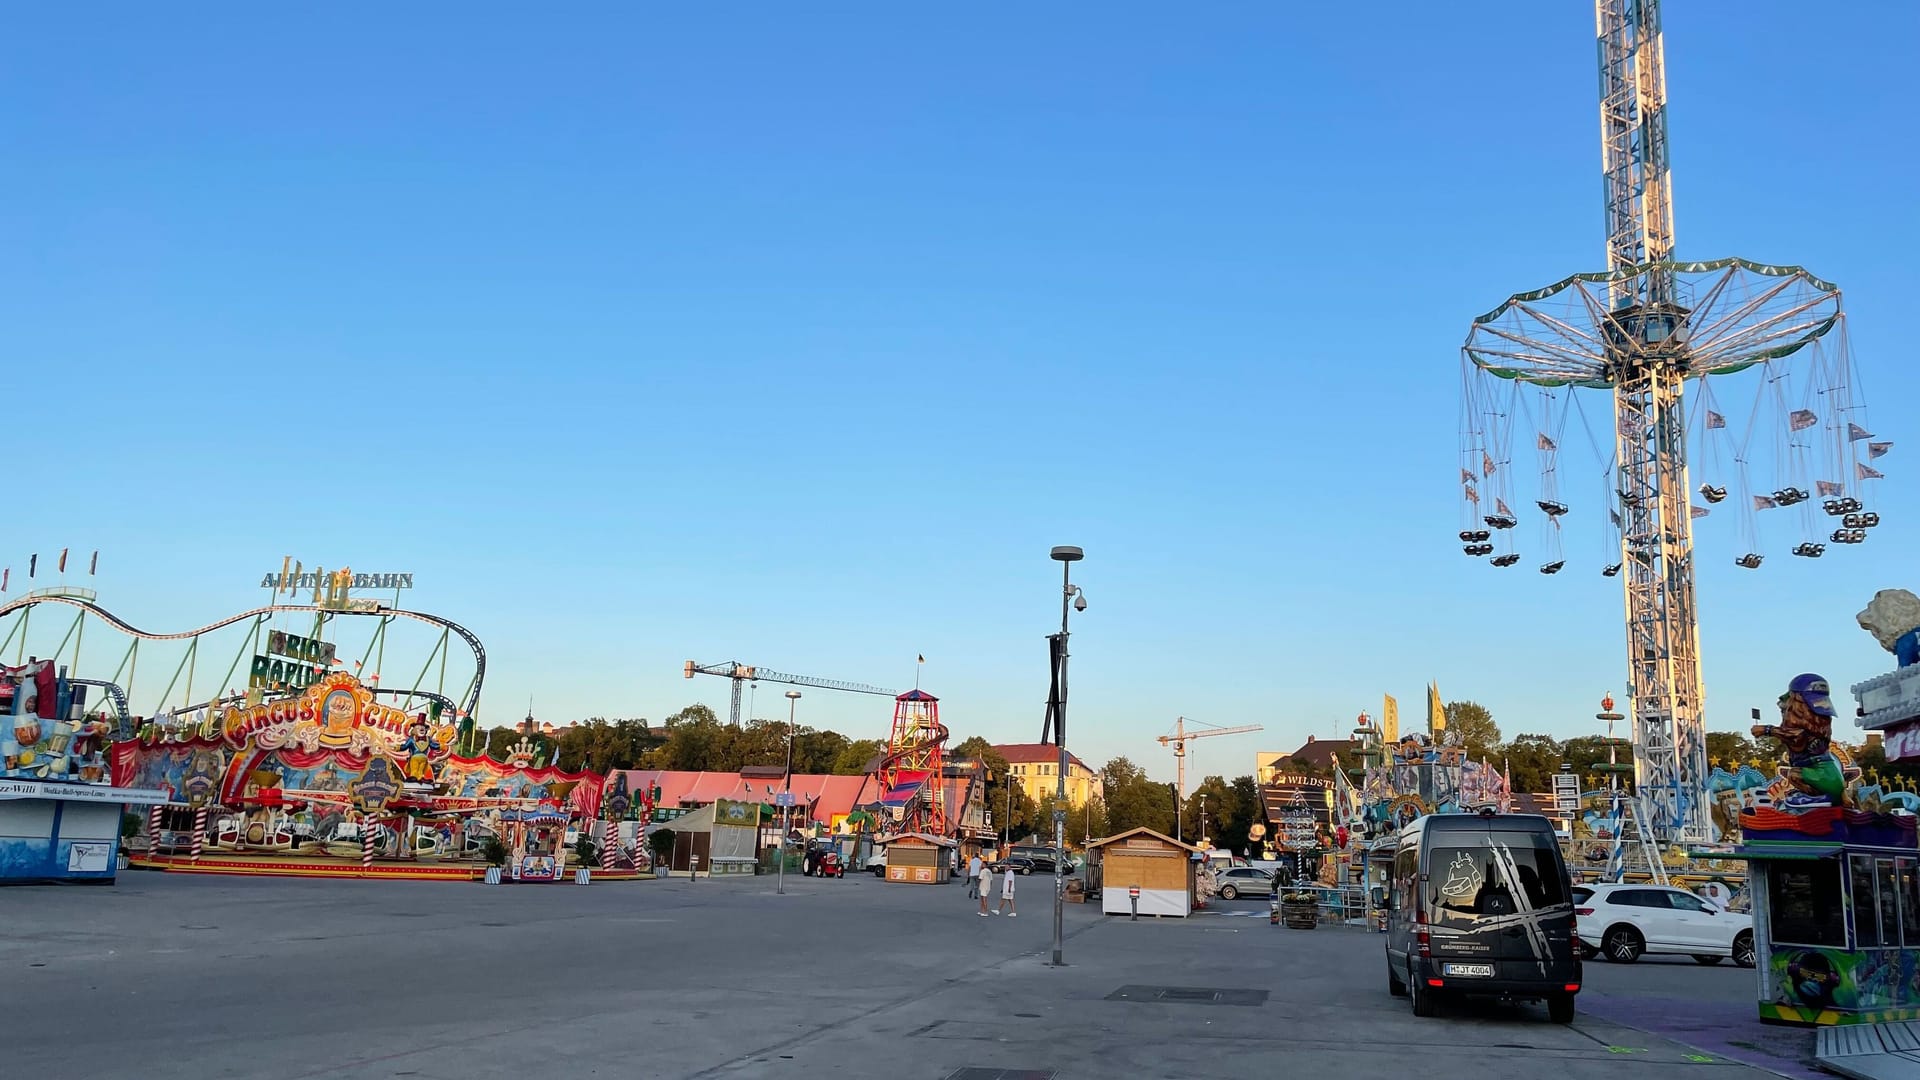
1573,884 -> 1755,967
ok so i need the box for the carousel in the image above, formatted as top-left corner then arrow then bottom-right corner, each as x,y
113,673 -> 643,882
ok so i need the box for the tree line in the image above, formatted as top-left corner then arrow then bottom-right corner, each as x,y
475,704 -> 883,776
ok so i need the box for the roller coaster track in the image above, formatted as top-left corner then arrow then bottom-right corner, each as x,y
0,596 -> 487,717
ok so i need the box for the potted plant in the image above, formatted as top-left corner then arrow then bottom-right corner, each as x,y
647,828 -> 676,878
573,835 -> 599,867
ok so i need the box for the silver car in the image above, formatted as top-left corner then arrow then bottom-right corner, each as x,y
1215,866 -> 1275,900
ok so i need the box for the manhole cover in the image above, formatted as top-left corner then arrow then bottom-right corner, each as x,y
1104,985 -> 1268,1007
942,1070 -> 1056,1080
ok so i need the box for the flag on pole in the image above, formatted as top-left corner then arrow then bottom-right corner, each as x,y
57,549 -> 67,573
89,551 -> 97,575
1870,441 -> 1894,459
1849,422 -> 1874,442
1382,694 -> 1399,743
1753,495 -> 1779,510
1789,409 -> 1819,431
1817,480 -> 1845,496
1537,433 -> 1557,451
1706,411 -> 1727,429
1859,462 -> 1886,481
1427,681 -> 1445,737
28,554 -> 36,578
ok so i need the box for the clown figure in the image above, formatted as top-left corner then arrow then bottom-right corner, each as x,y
400,715 -> 440,784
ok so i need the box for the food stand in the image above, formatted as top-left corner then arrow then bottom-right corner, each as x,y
877,831 -> 953,884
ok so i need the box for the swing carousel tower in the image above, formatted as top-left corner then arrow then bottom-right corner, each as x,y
1456,0 -> 1877,844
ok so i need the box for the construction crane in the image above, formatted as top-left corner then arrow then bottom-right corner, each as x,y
682,660 -> 898,726
1157,716 -> 1263,807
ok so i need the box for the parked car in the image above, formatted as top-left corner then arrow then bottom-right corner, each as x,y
1572,883 -> 1755,967
868,853 -> 887,877
1382,811 -> 1581,1024
1215,866 -> 1275,900
992,855 -> 1037,875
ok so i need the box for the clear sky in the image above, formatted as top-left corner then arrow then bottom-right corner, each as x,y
3,3 -> 1915,785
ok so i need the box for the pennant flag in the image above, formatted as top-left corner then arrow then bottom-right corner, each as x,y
57,549 -> 68,573
1428,681 -> 1446,736
1849,422 -> 1874,442
1870,441 -> 1894,459
89,551 -> 97,575
28,554 -> 36,578
1496,497 -> 1513,517
1706,411 -> 1727,429
1817,480 -> 1846,496
1859,462 -> 1886,481
1690,505 -> 1710,518
1,568 -> 7,592
1482,452 -> 1496,477
1464,485 -> 1480,504
1460,468 -> 1474,485
1537,433 -> 1557,451
1789,409 -> 1819,431
1753,495 -> 1779,510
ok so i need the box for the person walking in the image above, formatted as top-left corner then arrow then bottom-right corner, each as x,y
966,852 -> 983,899
997,864 -> 1017,917
977,863 -> 995,917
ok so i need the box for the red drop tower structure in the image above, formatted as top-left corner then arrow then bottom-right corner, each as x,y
880,689 -> 949,835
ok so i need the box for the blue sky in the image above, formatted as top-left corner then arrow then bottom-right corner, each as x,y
3,3 -> 1915,785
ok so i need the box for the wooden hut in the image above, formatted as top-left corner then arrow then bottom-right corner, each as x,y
877,832 -> 955,884
1088,827 -> 1204,917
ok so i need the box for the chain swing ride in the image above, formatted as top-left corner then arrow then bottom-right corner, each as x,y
1454,0 -> 1888,844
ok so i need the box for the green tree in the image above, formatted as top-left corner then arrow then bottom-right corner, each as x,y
833,738 -> 885,775
1184,773 -> 1258,855
1500,733 -> 1565,792
1100,756 -> 1175,837
554,717 -> 659,772
1443,700 -> 1501,761
1706,730 -> 1761,770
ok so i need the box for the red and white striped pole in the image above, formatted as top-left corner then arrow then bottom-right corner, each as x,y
147,804 -> 163,855
191,807 -> 207,863
362,817 -> 376,874
600,821 -> 616,872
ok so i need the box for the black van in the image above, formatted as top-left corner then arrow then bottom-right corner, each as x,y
1380,811 -> 1581,1023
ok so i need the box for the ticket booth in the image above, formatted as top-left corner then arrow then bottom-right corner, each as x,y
1740,837 -> 1920,1025
1088,827 -> 1203,917
879,832 -> 953,884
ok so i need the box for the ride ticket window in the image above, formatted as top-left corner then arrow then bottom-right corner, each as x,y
1768,862 -> 1846,948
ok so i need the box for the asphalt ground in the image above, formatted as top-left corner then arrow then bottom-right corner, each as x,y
3,870 -> 1815,1080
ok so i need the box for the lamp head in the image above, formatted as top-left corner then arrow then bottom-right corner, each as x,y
785,690 -> 801,701
1050,545 -> 1084,563
1073,594 -> 1088,612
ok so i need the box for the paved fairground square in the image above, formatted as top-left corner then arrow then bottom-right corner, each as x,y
4,871 -> 1817,1080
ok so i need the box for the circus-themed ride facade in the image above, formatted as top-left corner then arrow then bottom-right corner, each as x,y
114,673 -> 629,881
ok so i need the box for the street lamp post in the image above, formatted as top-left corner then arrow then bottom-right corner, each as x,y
1048,544 -> 1083,968
778,690 -> 800,895
1198,794 -> 1208,849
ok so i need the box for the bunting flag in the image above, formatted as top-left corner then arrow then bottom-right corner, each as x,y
1789,409 -> 1819,431
57,549 -> 68,573
1460,468 -> 1474,485
1537,433 -> 1557,451
1870,441 -> 1894,459
89,551 -> 97,575
1482,451 -> 1496,477
1496,497 -> 1513,517
1849,422 -> 1874,442
1464,485 -> 1480,504
1859,462 -> 1886,481
1690,505 -> 1710,518
1753,495 -> 1779,510
1817,480 -> 1846,496
1706,411 -> 1727,429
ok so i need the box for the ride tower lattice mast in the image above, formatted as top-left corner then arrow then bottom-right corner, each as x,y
1596,0 -> 1708,843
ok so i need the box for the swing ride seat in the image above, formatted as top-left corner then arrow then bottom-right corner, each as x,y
1490,554 -> 1520,568
1792,543 -> 1827,558
1699,484 -> 1728,503
1539,561 -> 1566,575
1774,488 -> 1810,506
1843,512 -> 1881,530
1602,563 -> 1622,577
1536,500 -> 1569,517
1456,529 -> 1491,542
1831,529 -> 1867,545
1463,544 -> 1494,557
1483,514 -> 1517,530
1736,554 -> 1764,569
